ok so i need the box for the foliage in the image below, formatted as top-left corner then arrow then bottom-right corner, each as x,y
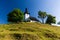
38,11 -> 47,24
46,14 -> 56,25
7,8 -> 24,23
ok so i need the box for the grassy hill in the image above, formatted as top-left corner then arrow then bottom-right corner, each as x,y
0,22 -> 60,40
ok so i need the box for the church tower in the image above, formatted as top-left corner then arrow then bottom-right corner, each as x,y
24,8 -> 30,21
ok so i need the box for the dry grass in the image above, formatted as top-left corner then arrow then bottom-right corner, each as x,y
0,22 -> 60,40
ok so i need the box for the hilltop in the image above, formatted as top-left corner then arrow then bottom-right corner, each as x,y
0,22 -> 60,40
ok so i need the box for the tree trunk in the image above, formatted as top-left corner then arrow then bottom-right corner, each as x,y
42,18 -> 44,24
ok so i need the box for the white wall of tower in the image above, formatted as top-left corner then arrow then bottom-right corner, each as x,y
25,13 -> 30,20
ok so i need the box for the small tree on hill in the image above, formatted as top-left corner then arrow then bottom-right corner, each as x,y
38,11 -> 47,24
46,14 -> 56,25
7,8 -> 24,23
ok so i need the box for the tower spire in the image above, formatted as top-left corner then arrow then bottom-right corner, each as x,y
24,8 -> 29,14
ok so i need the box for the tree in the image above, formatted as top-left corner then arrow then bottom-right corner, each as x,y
46,14 -> 56,25
7,8 -> 24,23
38,11 -> 47,24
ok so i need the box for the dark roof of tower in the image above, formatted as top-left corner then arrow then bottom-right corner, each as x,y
24,8 -> 30,14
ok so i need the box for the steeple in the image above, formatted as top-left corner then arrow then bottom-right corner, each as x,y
24,8 -> 29,14
24,8 -> 30,21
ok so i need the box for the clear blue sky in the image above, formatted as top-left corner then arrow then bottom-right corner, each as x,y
0,0 -> 60,24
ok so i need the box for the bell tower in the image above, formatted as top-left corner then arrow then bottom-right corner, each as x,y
24,8 -> 30,21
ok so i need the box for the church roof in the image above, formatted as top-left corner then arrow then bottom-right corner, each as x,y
29,16 -> 39,22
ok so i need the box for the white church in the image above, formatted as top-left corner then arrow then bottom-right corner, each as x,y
24,8 -> 39,22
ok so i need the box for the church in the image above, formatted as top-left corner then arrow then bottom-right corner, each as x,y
24,8 -> 39,22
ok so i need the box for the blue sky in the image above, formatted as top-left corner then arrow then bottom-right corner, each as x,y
0,0 -> 60,24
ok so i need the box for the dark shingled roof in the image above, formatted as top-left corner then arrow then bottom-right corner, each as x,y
24,8 -> 30,14
29,16 -> 39,22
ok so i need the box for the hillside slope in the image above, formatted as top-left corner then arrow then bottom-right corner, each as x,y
0,22 -> 60,40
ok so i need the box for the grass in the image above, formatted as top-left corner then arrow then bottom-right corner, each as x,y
0,22 -> 60,40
